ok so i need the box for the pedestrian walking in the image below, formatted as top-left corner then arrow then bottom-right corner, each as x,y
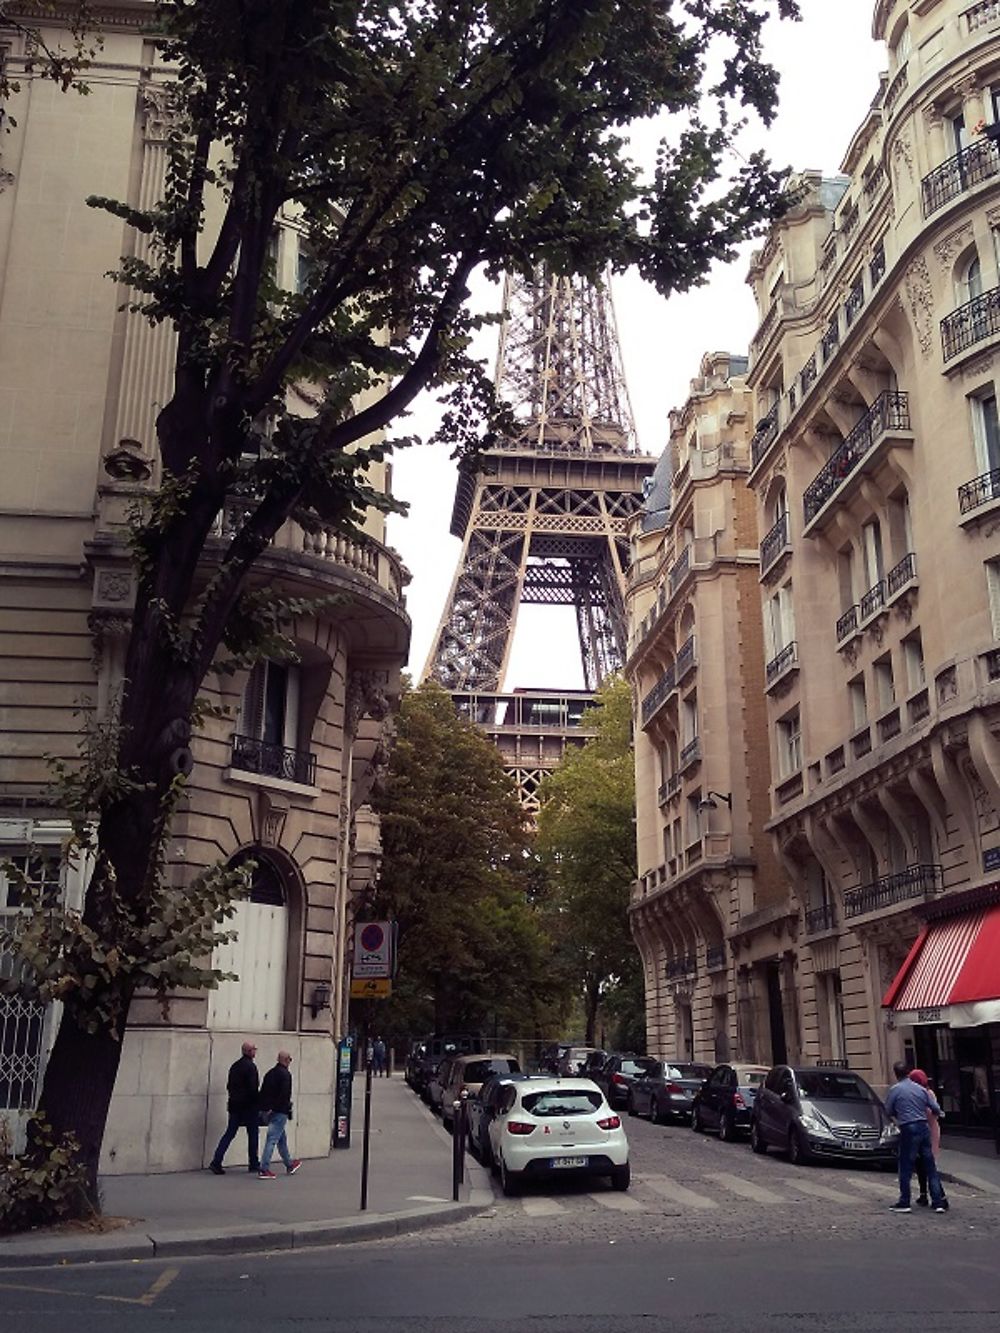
884,1060 -> 948,1214
372,1036 -> 387,1077
209,1040 -> 261,1175
258,1050 -> 302,1179
909,1068 -> 946,1208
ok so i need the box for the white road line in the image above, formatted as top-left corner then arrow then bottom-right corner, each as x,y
520,1195 -> 569,1217
777,1176 -> 858,1203
704,1172 -> 783,1204
843,1176 -> 896,1195
588,1191 -> 645,1212
642,1174 -> 719,1210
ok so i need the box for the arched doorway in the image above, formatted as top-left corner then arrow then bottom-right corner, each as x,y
206,852 -> 289,1032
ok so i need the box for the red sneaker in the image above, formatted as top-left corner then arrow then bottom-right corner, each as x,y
257,1169 -> 277,1179
287,1160 -> 302,1175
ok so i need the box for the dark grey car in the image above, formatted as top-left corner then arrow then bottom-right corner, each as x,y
750,1065 -> 899,1166
628,1061 -> 713,1122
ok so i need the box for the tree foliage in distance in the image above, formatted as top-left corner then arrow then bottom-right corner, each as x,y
371,682 -> 567,1040
5,0 -> 799,1200
536,677 -> 641,1048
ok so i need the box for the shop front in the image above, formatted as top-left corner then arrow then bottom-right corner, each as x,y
882,890 -> 1000,1153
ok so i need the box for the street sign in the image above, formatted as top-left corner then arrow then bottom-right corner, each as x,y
350,977 -> 392,999
353,920 -> 393,978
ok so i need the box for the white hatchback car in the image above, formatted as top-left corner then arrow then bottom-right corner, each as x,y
487,1077 -> 630,1196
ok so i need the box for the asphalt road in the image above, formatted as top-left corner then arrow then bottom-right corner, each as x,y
2,1108 -> 998,1331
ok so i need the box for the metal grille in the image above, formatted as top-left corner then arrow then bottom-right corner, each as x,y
0,853 -> 60,1112
942,287 -> 1000,363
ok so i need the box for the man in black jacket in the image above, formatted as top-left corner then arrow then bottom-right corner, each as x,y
208,1041 -> 260,1175
258,1050 -> 302,1179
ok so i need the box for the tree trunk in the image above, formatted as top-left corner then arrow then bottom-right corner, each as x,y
35,997 -> 132,1205
584,979 -> 600,1047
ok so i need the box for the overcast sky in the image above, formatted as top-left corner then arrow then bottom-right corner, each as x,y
387,0 -> 887,692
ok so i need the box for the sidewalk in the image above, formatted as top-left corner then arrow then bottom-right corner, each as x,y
938,1140 -> 1000,1195
0,1075 -> 495,1269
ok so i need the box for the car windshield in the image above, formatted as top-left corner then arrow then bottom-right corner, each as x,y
522,1090 -> 603,1116
462,1059 -> 520,1082
796,1071 -> 874,1102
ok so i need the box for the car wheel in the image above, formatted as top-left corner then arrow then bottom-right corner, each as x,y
788,1128 -> 810,1166
718,1112 -> 734,1143
750,1119 -> 768,1154
691,1105 -> 703,1133
610,1163 -> 631,1191
499,1155 -> 521,1197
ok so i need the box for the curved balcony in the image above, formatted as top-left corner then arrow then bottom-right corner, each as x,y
922,137 -> 1000,218
802,391 -> 912,531
759,511 -> 790,577
943,287 -> 1000,364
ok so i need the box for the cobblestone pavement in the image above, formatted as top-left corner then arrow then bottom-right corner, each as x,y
386,1104 -> 1000,1249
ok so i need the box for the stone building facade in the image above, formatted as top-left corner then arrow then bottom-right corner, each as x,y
626,353 -> 801,1071
744,0 -> 1000,1128
0,5 -> 409,1169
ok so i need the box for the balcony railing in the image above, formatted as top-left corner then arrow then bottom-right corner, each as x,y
231,734 -> 317,786
801,353 -> 817,391
836,605 -> 858,643
922,138 -> 1000,217
679,736 -> 701,769
851,726 -> 872,760
820,318 -> 840,362
766,640 -> 798,686
959,468 -> 1000,515
760,511 -> 790,574
942,286 -> 1000,363
805,902 -> 837,934
886,552 -> 916,597
669,545 -> 691,593
870,242 -> 886,288
676,634 -> 696,682
966,0 -> 1000,30
640,662 -> 677,726
859,579 -> 886,621
706,945 -> 726,971
908,688 -> 930,724
883,61 -> 908,115
665,954 -> 697,980
877,707 -> 902,743
750,404 -> 780,469
803,391 -> 911,523
843,864 -> 944,919
845,279 -> 864,326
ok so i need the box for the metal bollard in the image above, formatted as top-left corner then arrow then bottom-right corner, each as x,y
451,1098 -> 464,1201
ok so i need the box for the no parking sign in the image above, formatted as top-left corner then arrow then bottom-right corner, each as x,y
352,920 -> 394,978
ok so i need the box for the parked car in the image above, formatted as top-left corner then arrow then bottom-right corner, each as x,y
580,1049 -> 609,1077
556,1046 -> 599,1076
425,1056 -> 455,1115
750,1064 -> 899,1166
441,1053 -> 522,1129
407,1033 -> 488,1099
466,1072 -> 527,1165
628,1061 -> 713,1123
593,1054 -> 658,1110
690,1063 -> 770,1140
487,1076 -> 631,1196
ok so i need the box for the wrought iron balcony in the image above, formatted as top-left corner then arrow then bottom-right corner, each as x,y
845,279 -> 864,326
665,954 -> 697,980
843,864 -> 944,919
676,634 -> 696,682
942,287 -> 1000,363
883,61 -> 908,115
760,511 -> 790,575
669,545 -> 691,593
706,945 -> 726,971
657,771 -> 682,806
886,552 -> 916,598
805,902 -> 837,935
765,640 -> 798,687
859,579 -> 886,622
967,0 -> 1000,31
231,734 -> 317,786
820,318 -> 840,362
679,736 -> 701,769
750,404 -> 780,469
836,605 -> 858,644
958,468 -> 1000,515
870,243 -> 886,288
801,353 -> 817,391
640,663 -> 676,727
922,137 -> 1000,217
803,391 -> 911,524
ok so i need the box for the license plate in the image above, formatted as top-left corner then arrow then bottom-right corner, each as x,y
550,1156 -> 588,1169
839,1140 -> 872,1151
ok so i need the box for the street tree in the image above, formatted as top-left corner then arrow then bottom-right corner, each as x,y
536,677 -> 640,1046
2,0 -> 798,1195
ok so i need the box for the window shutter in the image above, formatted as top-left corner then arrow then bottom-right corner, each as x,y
241,663 -> 266,739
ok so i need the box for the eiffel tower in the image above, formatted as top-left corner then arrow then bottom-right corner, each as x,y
423,266 -> 656,809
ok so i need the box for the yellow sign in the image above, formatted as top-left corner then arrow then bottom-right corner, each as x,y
350,978 -> 392,999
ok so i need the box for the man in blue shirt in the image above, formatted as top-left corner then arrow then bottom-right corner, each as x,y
883,1061 -> 948,1213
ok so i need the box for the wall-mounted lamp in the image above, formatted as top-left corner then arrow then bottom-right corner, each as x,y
698,790 -> 733,812
310,980 -> 332,1018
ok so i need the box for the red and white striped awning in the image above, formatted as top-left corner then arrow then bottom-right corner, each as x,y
882,903 -> 1000,1027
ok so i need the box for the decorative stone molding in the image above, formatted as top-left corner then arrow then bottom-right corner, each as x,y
892,591 -> 916,623
93,569 -> 136,609
258,791 -> 289,847
891,137 -> 914,186
933,224 -> 974,273
902,257 -> 934,358
141,83 -> 183,143
344,669 -> 393,737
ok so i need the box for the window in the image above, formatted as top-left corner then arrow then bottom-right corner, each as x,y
849,674 -> 867,728
951,111 -> 969,155
861,519 -> 885,589
903,632 -> 925,690
0,852 -> 61,912
972,389 -> 1000,473
838,546 -> 855,612
874,654 -> 895,711
988,561 -> 1000,640
686,792 -> 702,846
767,581 -> 795,657
777,709 -> 802,777
889,22 -> 911,70
962,254 -> 983,303
241,660 -> 301,752
681,693 -> 698,746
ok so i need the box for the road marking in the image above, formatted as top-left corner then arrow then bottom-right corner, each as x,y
98,1267 -> 180,1307
588,1191 -> 644,1212
642,1174 -> 718,1209
407,1194 -> 449,1202
777,1176 -> 858,1203
704,1172 -> 783,1204
520,1195 -> 568,1217
843,1176 -> 896,1195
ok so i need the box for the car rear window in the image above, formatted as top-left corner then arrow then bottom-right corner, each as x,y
620,1059 -> 654,1077
521,1090 -> 603,1116
462,1058 -> 520,1082
796,1070 -> 874,1101
675,1064 -> 712,1080
738,1071 -> 766,1087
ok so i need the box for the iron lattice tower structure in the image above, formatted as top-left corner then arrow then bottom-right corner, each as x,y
423,267 -> 656,809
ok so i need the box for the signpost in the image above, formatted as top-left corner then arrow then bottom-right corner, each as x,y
349,920 -> 396,1204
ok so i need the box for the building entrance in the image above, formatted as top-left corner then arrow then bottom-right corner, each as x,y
914,1023 -> 1000,1149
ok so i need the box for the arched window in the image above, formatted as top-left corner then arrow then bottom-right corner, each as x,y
206,852 -> 290,1032
956,250 -> 982,305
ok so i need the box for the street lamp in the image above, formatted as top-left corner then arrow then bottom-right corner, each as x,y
698,790 -> 733,812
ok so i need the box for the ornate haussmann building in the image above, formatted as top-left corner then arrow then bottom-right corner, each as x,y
0,7 -> 408,1169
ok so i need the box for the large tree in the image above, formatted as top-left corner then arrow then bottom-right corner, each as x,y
536,677 -> 640,1046
5,0 -> 797,1192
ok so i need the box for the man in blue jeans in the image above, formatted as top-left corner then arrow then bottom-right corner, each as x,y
884,1061 -> 947,1214
258,1050 -> 302,1179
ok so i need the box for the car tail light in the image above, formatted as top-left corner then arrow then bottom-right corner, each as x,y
597,1115 -> 621,1130
733,1091 -> 747,1109
665,1082 -> 683,1095
506,1121 -> 535,1135
611,1073 -> 627,1086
